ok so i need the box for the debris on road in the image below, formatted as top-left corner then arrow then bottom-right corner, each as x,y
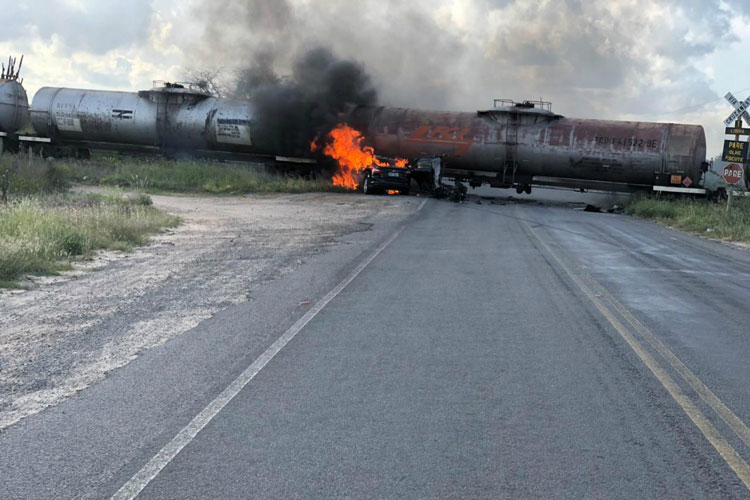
583,204 -> 603,213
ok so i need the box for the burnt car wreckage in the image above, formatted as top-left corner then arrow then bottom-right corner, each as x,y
350,154 -> 412,195
1,65 -> 714,196
359,160 -> 411,195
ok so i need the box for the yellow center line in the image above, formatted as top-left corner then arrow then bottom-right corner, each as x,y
582,264 -> 750,450
521,216 -> 750,491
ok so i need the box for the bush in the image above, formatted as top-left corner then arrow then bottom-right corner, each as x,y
0,154 -> 71,198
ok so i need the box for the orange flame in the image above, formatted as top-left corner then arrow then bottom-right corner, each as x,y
315,124 -> 407,189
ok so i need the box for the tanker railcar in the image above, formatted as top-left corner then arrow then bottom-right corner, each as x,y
28,82 -> 318,173
347,100 -> 708,194
30,83 -> 258,159
0,56 -> 29,154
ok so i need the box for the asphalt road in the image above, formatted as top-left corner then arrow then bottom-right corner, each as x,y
3,193 -> 750,499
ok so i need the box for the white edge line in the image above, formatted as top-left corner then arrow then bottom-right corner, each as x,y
110,225 -> 406,500
417,198 -> 428,212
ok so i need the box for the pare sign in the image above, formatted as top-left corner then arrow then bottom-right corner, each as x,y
723,163 -> 744,184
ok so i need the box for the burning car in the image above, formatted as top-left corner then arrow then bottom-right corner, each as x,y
313,124 -> 411,194
359,156 -> 411,195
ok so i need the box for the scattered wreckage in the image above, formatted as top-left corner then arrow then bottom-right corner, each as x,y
357,155 -> 468,201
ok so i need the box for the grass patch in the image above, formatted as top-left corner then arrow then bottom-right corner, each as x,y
0,191 -> 179,285
626,196 -> 750,242
65,155 -> 345,194
3,153 -> 346,196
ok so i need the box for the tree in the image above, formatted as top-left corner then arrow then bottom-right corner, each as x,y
183,68 -> 228,98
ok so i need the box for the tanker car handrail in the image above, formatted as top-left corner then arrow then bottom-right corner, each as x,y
493,98 -> 552,112
150,80 -> 212,96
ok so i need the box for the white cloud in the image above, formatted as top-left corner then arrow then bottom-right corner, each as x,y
0,1 -> 189,95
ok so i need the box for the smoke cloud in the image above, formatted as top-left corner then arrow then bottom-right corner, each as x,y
190,0 -> 750,156
193,0 -> 377,154
233,46 -> 377,155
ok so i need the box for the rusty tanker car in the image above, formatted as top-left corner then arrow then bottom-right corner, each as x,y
347,99 -> 708,195
4,76 -> 710,195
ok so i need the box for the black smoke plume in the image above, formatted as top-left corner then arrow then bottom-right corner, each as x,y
232,47 -> 377,156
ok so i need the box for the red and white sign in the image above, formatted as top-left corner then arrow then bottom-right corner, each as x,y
723,163 -> 744,184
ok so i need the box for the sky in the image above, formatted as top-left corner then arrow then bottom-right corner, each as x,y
1,0 -> 749,157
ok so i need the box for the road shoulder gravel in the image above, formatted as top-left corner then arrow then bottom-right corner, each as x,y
0,192 -> 419,431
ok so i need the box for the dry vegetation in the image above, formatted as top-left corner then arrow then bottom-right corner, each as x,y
0,192 -> 179,287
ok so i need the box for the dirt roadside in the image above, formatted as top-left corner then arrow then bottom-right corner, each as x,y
0,192 -> 420,430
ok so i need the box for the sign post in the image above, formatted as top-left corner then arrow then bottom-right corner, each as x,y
723,92 -> 750,210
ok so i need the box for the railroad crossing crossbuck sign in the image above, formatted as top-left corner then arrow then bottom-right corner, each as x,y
724,92 -> 750,126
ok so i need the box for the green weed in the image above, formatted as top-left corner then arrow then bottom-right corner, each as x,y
64,155 -> 343,194
626,196 -> 750,242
